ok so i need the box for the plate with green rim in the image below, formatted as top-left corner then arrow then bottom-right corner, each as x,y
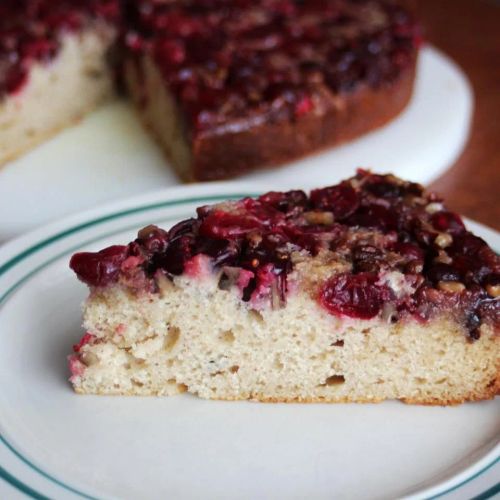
0,182 -> 498,500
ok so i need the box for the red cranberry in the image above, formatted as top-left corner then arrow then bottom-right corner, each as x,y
73,332 -> 95,353
430,211 -> 465,235
273,0 -> 297,17
426,263 -> 461,284
168,218 -> 198,240
294,95 -> 314,117
320,272 -> 387,319
449,233 -> 487,257
125,32 -> 144,52
196,237 -> 240,267
70,245 -> 128,287
21,38 -> 58,62
154,38 -> 186,66
160,234 -> 193,276
199,211 -> 264,239
137,226 -> 169,254
391,242 -> 424,262
310,184 -> 359,220
4,67 -> 28,94
452,255 -> 491,286
365,179 -> 402,198
258,190 -> 308,213
347,204 -> 398,231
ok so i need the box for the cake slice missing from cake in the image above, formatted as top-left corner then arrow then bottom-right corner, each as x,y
69,171 -> 499,404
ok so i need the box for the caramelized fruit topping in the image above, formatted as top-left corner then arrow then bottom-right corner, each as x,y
70,170 -> 500,339
123,0 -> 421,132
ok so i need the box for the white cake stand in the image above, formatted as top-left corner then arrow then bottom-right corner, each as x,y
0,46 -> 473,241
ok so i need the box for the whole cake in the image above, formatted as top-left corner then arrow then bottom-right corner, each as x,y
0,0 -> 119,165
123,0 -> 421,180
69,171 -> 499,404
1,0 -> 421,180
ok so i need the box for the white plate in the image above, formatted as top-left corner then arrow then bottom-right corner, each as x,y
0,182 -> 498,500
0,46 -> 473,241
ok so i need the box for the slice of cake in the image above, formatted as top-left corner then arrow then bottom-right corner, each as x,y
122,0 -> 421,181
68,170 -> 499,404
0,0 -> 119,165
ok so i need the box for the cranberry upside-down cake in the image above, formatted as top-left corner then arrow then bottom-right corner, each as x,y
1,0 -> 421,180
69,171 -> 500,405
122,0 -> 421,180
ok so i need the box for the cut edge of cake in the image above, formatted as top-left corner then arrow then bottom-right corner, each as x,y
70,274 -> 499,405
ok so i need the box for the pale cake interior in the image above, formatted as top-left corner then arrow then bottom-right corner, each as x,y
71,272 -> 499,405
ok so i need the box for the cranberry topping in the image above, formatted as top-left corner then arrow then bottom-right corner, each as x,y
258,190 -> 308,214
310,184 -> 359,219
70,245 -> 127,287
426,263 -> 461,284
390,242 -> 424,262
200,210 -> 268,238
347,204 -> 398,231
320,272 -> 389,319
70,170 -> 499,339
0,0 -> 119,97
123,0 -> 421,132
430,211 -> 466,235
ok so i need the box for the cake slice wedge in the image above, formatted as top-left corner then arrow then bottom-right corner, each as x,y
69,171 -> 499,404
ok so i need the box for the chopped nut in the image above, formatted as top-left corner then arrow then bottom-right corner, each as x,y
304,211 -> 334,225
81,351 -> 99,367
434,250 -> 452,264
434,232 -> 453,248
438,281 -> 465,293
137,224 -> 159,239
405,261 -> 423,274
486,284 -> 500,297
290,250 -> 308,264
425,202 -> 444,214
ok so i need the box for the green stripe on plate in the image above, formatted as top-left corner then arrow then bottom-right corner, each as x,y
0,465 -> 50,500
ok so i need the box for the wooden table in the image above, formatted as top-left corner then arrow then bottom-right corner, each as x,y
416,0 -> 500,230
